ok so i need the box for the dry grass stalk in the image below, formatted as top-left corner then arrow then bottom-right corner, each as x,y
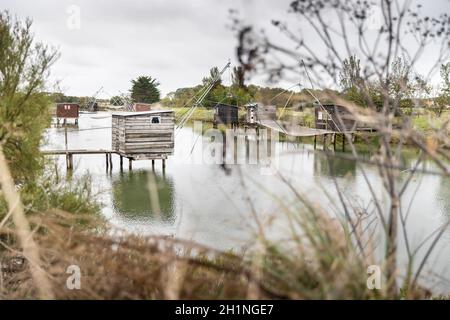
0,145 -> 54,299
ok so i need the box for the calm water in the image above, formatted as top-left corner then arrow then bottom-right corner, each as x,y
43,112 -> 450,293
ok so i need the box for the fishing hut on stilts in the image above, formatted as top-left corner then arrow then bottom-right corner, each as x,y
111,110 -> 175,171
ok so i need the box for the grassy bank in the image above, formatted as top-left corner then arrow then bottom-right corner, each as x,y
1,200 -> 438,299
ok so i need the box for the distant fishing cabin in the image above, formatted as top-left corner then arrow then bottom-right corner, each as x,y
213,103 -> 239,127
132,102 -> 153,112
56,103 -> 79,125
244,103 -> 277,125
257,104 -> 277,121
111,110 -> 175,169
314,103 -> 357,132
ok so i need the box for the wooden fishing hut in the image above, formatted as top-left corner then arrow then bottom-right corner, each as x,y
314,103 -> 357,132
111,110 -> 174,169
244,103 -> 277,125
56,103 -> 79,125
213,103 -> 239,127
257,104 -> 277,121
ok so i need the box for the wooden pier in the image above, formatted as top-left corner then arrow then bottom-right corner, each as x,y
41,149 -> 166,171
258,119 -> 355,151
258,119 -> 334,137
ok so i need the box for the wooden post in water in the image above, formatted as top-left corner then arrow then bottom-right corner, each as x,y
105,154 -> 109,171
129,158 -> 132,170
162,159 -> 166,173
68,154 -> 73,170
314,135 -> 317,149
63,125 -> 72,170
120,156 -> 123,170
152,159 -> 155,170
342,134 -> 346,152
64,124 -> 68,167
333,133 -> 337,151
109,153 -> 113,171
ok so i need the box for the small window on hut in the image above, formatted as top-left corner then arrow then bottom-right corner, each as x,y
318,111 -> 323,120
150,116 -> 161,124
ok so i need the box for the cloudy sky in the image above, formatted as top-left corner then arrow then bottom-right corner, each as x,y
2,0 -> 449,98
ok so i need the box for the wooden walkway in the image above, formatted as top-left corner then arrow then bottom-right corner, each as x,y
41,149 -> 114,155
41,149 -> 115,170
257,119 -> 357,151
258,119 -> 334,137
41,149 -> 166,171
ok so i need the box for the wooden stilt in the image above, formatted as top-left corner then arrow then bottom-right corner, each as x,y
162,159 -> 166,171
129,158 -> 132,170
342,134 -> 346,152
120,156 -> 123,170
314,135 -> 317,149
68,154 -> 73,170
106,154 -> 109,170
152,159 -> 155,170
109,153 -> 113,171
333,133 -> 336,151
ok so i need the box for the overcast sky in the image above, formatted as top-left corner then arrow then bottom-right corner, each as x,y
2,0 -> 449,98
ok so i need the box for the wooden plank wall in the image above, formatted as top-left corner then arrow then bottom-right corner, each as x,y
112,112 -> 174,158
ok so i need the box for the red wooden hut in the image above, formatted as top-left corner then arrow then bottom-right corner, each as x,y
56,103 -> 80,125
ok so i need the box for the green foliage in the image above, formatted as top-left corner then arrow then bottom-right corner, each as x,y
435,63 -> 450,116
0,13 -> 100,223
109,95 -> 123,106
25,171 -> 100,215
173,107 -> 215,122
130,76 -> 161,103
339,55 -> 362,91
337,56 -> 430,112
49,92 -> 79,103
0,12 -> 58,183
0,167 -> 100,222
232,66 -> 245,87
202,67 -> 222,86
440,63 -> 450,96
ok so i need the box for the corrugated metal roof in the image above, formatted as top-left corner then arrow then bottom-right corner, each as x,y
112,110 -> 174,117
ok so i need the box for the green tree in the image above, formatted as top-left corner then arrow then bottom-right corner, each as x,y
232,66 -> 245,88
0,12 -> 58,183
339,55 -> 362,92
339,55 -> 368,107
388,57 -> 413,104
202,67 -> 222,86
130,76 -> 160,103
435,62 -> 450,117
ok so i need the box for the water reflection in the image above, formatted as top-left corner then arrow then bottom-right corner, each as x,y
111,170 -> 175,224
314,153 -> 357,177
438,177 -> 450,218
